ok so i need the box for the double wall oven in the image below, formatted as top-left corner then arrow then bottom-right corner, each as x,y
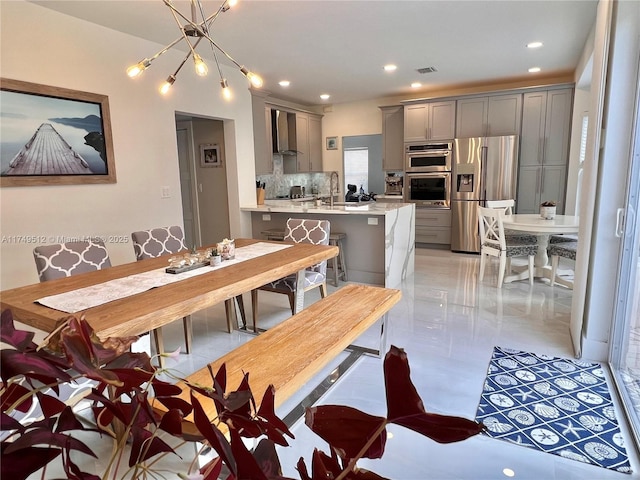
404,141 -> 452,208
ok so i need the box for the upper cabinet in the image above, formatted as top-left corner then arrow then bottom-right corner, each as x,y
404,100 -> 456,142
456,94 -> 522,138
287,112 -> 323,173
251,93 -> 273,175
516,88 -> 573,213
380,106 -> 404,171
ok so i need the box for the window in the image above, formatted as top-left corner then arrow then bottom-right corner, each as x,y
344,147 -> 368,193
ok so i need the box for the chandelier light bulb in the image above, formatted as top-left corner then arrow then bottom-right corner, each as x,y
240,67 -> 263,88
193,54 -> 208,76
160,75 -> 176,95
126,59 -> 151,78
221,79 -> 232,100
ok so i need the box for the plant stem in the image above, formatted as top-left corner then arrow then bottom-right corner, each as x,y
335,421 -> 388,480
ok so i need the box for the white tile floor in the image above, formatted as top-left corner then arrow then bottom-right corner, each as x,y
149,247 -> 640,479
25,247 -> 638,478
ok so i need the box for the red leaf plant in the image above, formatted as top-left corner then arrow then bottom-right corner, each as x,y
1,309 -> 482,480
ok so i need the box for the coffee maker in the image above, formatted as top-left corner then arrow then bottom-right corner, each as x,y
384,174 -> 403,195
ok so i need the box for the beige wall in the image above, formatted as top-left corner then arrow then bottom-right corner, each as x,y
0,1 -> 256,289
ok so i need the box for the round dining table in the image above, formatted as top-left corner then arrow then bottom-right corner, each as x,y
501,214 -> 580,283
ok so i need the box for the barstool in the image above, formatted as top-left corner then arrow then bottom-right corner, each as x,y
260,228 -> 347,286
328,233 -> 347,286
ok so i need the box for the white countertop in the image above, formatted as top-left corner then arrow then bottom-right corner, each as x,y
242,200 -> 413,215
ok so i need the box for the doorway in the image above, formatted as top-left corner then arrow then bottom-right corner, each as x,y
175,114 -> 231,248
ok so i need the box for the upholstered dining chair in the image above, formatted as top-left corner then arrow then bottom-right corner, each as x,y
33,238 -> 112,281
251,218 -> 331,333
478,206 -> 538,288
548,240 -> 578,289
131,226 -> 246,354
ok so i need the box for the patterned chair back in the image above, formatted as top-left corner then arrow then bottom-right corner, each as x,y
33,239 -> 111,282
284,218 -> 331,277
131,226 -> 187,260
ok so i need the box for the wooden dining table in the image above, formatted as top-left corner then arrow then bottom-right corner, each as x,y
0,238 -> 338,344
502,214 -> 579,284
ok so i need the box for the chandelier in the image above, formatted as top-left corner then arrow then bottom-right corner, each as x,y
126,0 -> 262,100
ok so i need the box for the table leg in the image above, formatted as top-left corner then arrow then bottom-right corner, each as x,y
503,234 -> 551,284
534,234 -> 550,269
294,269 -> 305,314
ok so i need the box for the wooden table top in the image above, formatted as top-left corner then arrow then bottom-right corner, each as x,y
0,239 -> 338,339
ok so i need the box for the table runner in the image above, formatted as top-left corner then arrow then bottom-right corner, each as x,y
37,242 -> 292,313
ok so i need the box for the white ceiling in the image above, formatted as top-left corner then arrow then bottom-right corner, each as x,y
31,0 -> 598,106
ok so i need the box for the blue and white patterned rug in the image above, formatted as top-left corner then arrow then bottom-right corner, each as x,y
475,346 -> 632,474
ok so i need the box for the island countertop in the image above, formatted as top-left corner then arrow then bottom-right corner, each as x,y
241,200 -> 413,216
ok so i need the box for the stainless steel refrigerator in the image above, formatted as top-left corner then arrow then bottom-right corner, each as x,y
450,135 -> 519,253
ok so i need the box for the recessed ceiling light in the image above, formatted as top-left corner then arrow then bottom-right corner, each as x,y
411,82 -> 422,88
278,80 -> 290,87
320,94 -> 330,100
528,67 -> 541,73
527,41 -> 543,49
384,64 -> 397,72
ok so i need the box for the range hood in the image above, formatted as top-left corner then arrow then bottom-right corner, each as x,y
271,109 -> 299,155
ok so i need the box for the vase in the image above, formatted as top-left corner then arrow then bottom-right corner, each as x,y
540,205 -> 556,220
217,240 -> 235,260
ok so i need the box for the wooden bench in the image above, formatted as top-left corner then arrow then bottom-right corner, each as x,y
153,283 -> 401,438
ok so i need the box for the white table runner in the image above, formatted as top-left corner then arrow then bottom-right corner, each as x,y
37,242 -> 292,313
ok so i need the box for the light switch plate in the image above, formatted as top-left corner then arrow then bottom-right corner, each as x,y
262,214 -> 271,221
161,186 -> 171,198
367,217 -> 378,225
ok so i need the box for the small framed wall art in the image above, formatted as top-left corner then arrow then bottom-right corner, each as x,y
200,144 -> 221,167
326,136 -> 338,150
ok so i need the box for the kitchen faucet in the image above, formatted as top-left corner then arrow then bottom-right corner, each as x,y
329,171 -> 339,207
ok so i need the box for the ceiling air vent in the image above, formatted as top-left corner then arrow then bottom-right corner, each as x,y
416,66 -> 437,74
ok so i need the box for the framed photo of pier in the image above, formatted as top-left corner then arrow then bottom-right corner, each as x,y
0,78 -> 116,187
200,144 -> 221,167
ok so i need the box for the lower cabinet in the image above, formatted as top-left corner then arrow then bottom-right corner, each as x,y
415,208 -> 451,244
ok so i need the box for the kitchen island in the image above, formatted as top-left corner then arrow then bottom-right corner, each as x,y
242,201 -> 415,287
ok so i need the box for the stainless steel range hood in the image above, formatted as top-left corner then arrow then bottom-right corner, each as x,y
271,109 -> 299,155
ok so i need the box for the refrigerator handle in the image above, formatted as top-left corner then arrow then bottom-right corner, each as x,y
481,146 -> 488,200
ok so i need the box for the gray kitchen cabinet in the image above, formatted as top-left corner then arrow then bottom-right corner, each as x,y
456,94 -> 522,138
308,114 -> 323,171
251,93 -> 273,175
380,105 -> 404,171
404,101 -> 456,142
517,88 -> 573,213
291,112 -> 323,172
414,208 -> 451,245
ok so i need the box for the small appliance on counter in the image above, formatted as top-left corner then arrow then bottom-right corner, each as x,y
384,174 -> 403,196
289,185 -> 305,198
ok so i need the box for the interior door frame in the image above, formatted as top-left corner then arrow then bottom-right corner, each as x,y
176,119 -> 202,247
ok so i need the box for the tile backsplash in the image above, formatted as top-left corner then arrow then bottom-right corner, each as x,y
256,155 -> 336,199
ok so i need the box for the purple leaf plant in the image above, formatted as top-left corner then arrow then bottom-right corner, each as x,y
0,309 -> 483,479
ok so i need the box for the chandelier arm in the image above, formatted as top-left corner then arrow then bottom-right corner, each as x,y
163,0 -> 240,68
168,6 -> 199,57
148,36 -> 186,64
